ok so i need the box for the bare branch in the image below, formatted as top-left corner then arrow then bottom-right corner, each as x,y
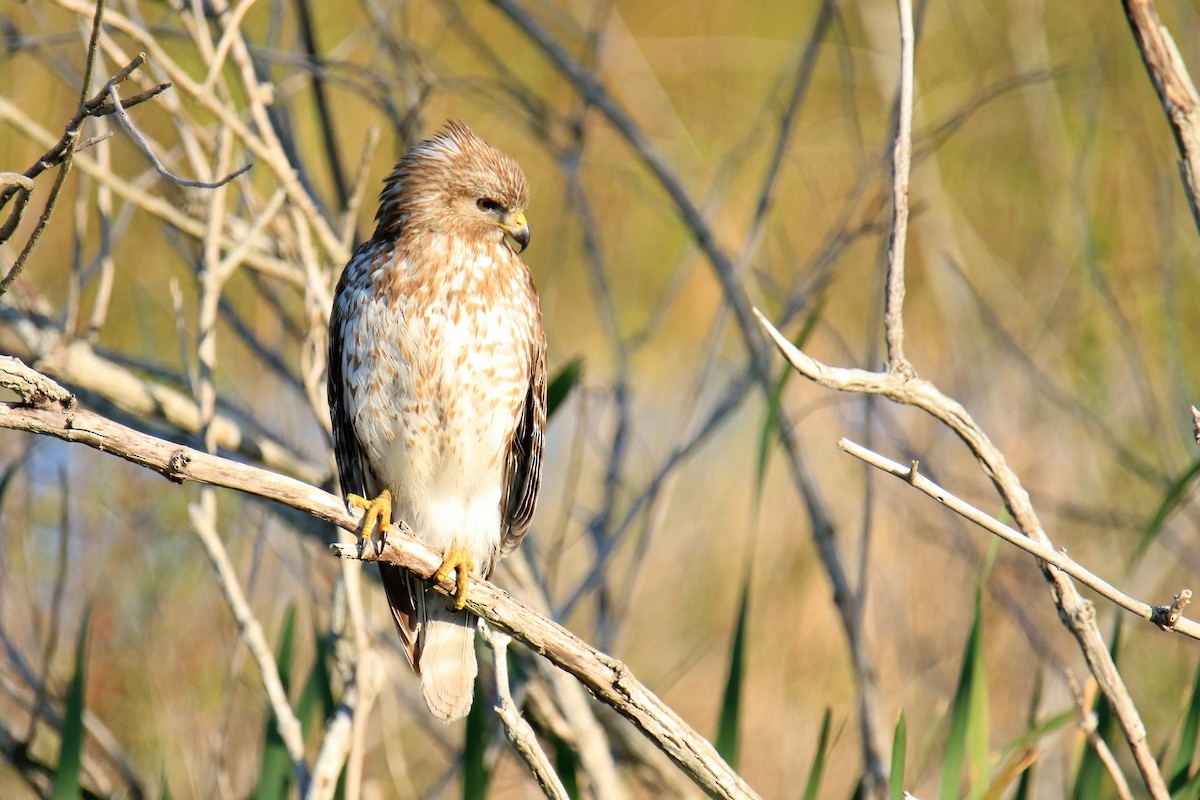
0,49 -> 158,220
884,0 -> 915,376
1152,589 -> 1192,632
479,622 -> 569,800
0,141 -> 77,295
107,85 -> 252,190
0,357 -> 760,800
837,437 -> 1200,640
333,537 -> 760,800
0,98 -> 301,283
189,496 -> 310,792
48,0 -> 346,262
0,303 -> 327,485
755,307 -> 1170,798
1122,0 -> 1200,234
0,174 -> 34,192
1065,671 -> 1134,800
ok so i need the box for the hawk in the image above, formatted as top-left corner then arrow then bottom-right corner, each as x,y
328,121 -> 546,721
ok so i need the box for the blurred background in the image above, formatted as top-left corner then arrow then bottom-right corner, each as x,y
3,0 -> 1200,797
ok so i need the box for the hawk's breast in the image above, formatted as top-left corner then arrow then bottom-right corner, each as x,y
340,232 -> 538,562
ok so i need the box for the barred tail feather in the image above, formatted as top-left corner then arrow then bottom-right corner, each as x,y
419,598 -> 478,721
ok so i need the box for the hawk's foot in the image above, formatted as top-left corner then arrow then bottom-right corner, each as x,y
433,545 -> 476,611
348,490 -> 392,554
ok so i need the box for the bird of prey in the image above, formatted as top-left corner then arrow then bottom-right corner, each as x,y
327,121 -> 546,721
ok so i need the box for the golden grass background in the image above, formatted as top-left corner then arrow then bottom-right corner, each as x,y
3,0 -> 1200,797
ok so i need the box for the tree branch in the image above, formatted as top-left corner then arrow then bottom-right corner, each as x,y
753,311 -> 1170,798
883,0 -> 914,376
837,437 -> 1199,638
1122,0 -> 1200,234
478,622 -> 569,800
0,356 -> 760,800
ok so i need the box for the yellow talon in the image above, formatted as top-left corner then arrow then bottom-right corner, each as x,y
433,545 -> 475,610
349,489 -> 392,554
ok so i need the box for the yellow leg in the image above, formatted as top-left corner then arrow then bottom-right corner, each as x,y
348,489 -> 392,553
433,545 -> 476,611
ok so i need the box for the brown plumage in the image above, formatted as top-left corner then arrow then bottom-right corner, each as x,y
328,121 -> 546,721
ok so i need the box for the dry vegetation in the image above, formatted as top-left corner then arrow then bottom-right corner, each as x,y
3,0 -> 1200,798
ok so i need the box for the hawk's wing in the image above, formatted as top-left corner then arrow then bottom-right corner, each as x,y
327,246 -> 421,667
327,257 -> 372,501
498,337 -> 547,562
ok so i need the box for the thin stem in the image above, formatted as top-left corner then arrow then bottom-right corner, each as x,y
883,0 -> 914,375
838,438 -> 1199,638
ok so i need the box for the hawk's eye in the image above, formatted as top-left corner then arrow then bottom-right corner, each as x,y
476,198 -> 502,213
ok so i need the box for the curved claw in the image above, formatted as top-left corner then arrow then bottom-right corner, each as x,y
348,489 -> 392,555
433,545 -> 476,610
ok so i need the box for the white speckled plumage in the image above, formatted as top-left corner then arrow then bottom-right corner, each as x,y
328,122 -> 546,721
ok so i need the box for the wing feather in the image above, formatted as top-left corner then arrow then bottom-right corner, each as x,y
498,335 -> 546,563
327,244 -> 420,665
327,256 -> 371,501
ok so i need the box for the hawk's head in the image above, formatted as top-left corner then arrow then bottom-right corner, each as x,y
376,120 -> 531,253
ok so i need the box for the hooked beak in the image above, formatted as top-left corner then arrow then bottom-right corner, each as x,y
504,211 -> 531,253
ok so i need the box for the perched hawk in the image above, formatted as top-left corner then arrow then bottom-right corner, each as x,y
328,121 -> 546,721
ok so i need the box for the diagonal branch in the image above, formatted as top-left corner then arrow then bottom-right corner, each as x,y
1121,0 -> 1200,234
837,437 -> 1199,638
0,356 -> 760,800
753,310 -> 1169,798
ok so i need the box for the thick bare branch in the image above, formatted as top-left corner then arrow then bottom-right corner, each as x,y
0,357 -> 759,800
0,306 -> 327,485
333,536 -> 760,800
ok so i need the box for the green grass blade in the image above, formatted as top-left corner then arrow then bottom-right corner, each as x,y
1007,707 -> 1076,799
941,582 -> 989,800
715,574 -> 752,770
802,708 -> 832,800
552,734 -> 580,799
1174,766 -> 1200,800
255,605 -> 297,800
1012,668 -> 1044,800
964,552 -> 996,800
462,669 -> 489,800
1133,457 -> 1200,568
1169,658 -> 1200,792
890,713 -> 907,800
297,626 -> 336,738
984,691 -> 1071,800
546,357 -> 584,421
1071,702 -> 1112,800
754,360 -> 793,501
51,610 -> 91,800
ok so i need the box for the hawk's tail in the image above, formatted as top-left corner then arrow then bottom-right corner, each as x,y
417,597 -> 478,721
380,564 -> 478,721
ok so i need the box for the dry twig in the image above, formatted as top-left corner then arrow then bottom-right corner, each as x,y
478,622 -> 569,800
838,438 -> 1200,639
1122,0 -> 1200,233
